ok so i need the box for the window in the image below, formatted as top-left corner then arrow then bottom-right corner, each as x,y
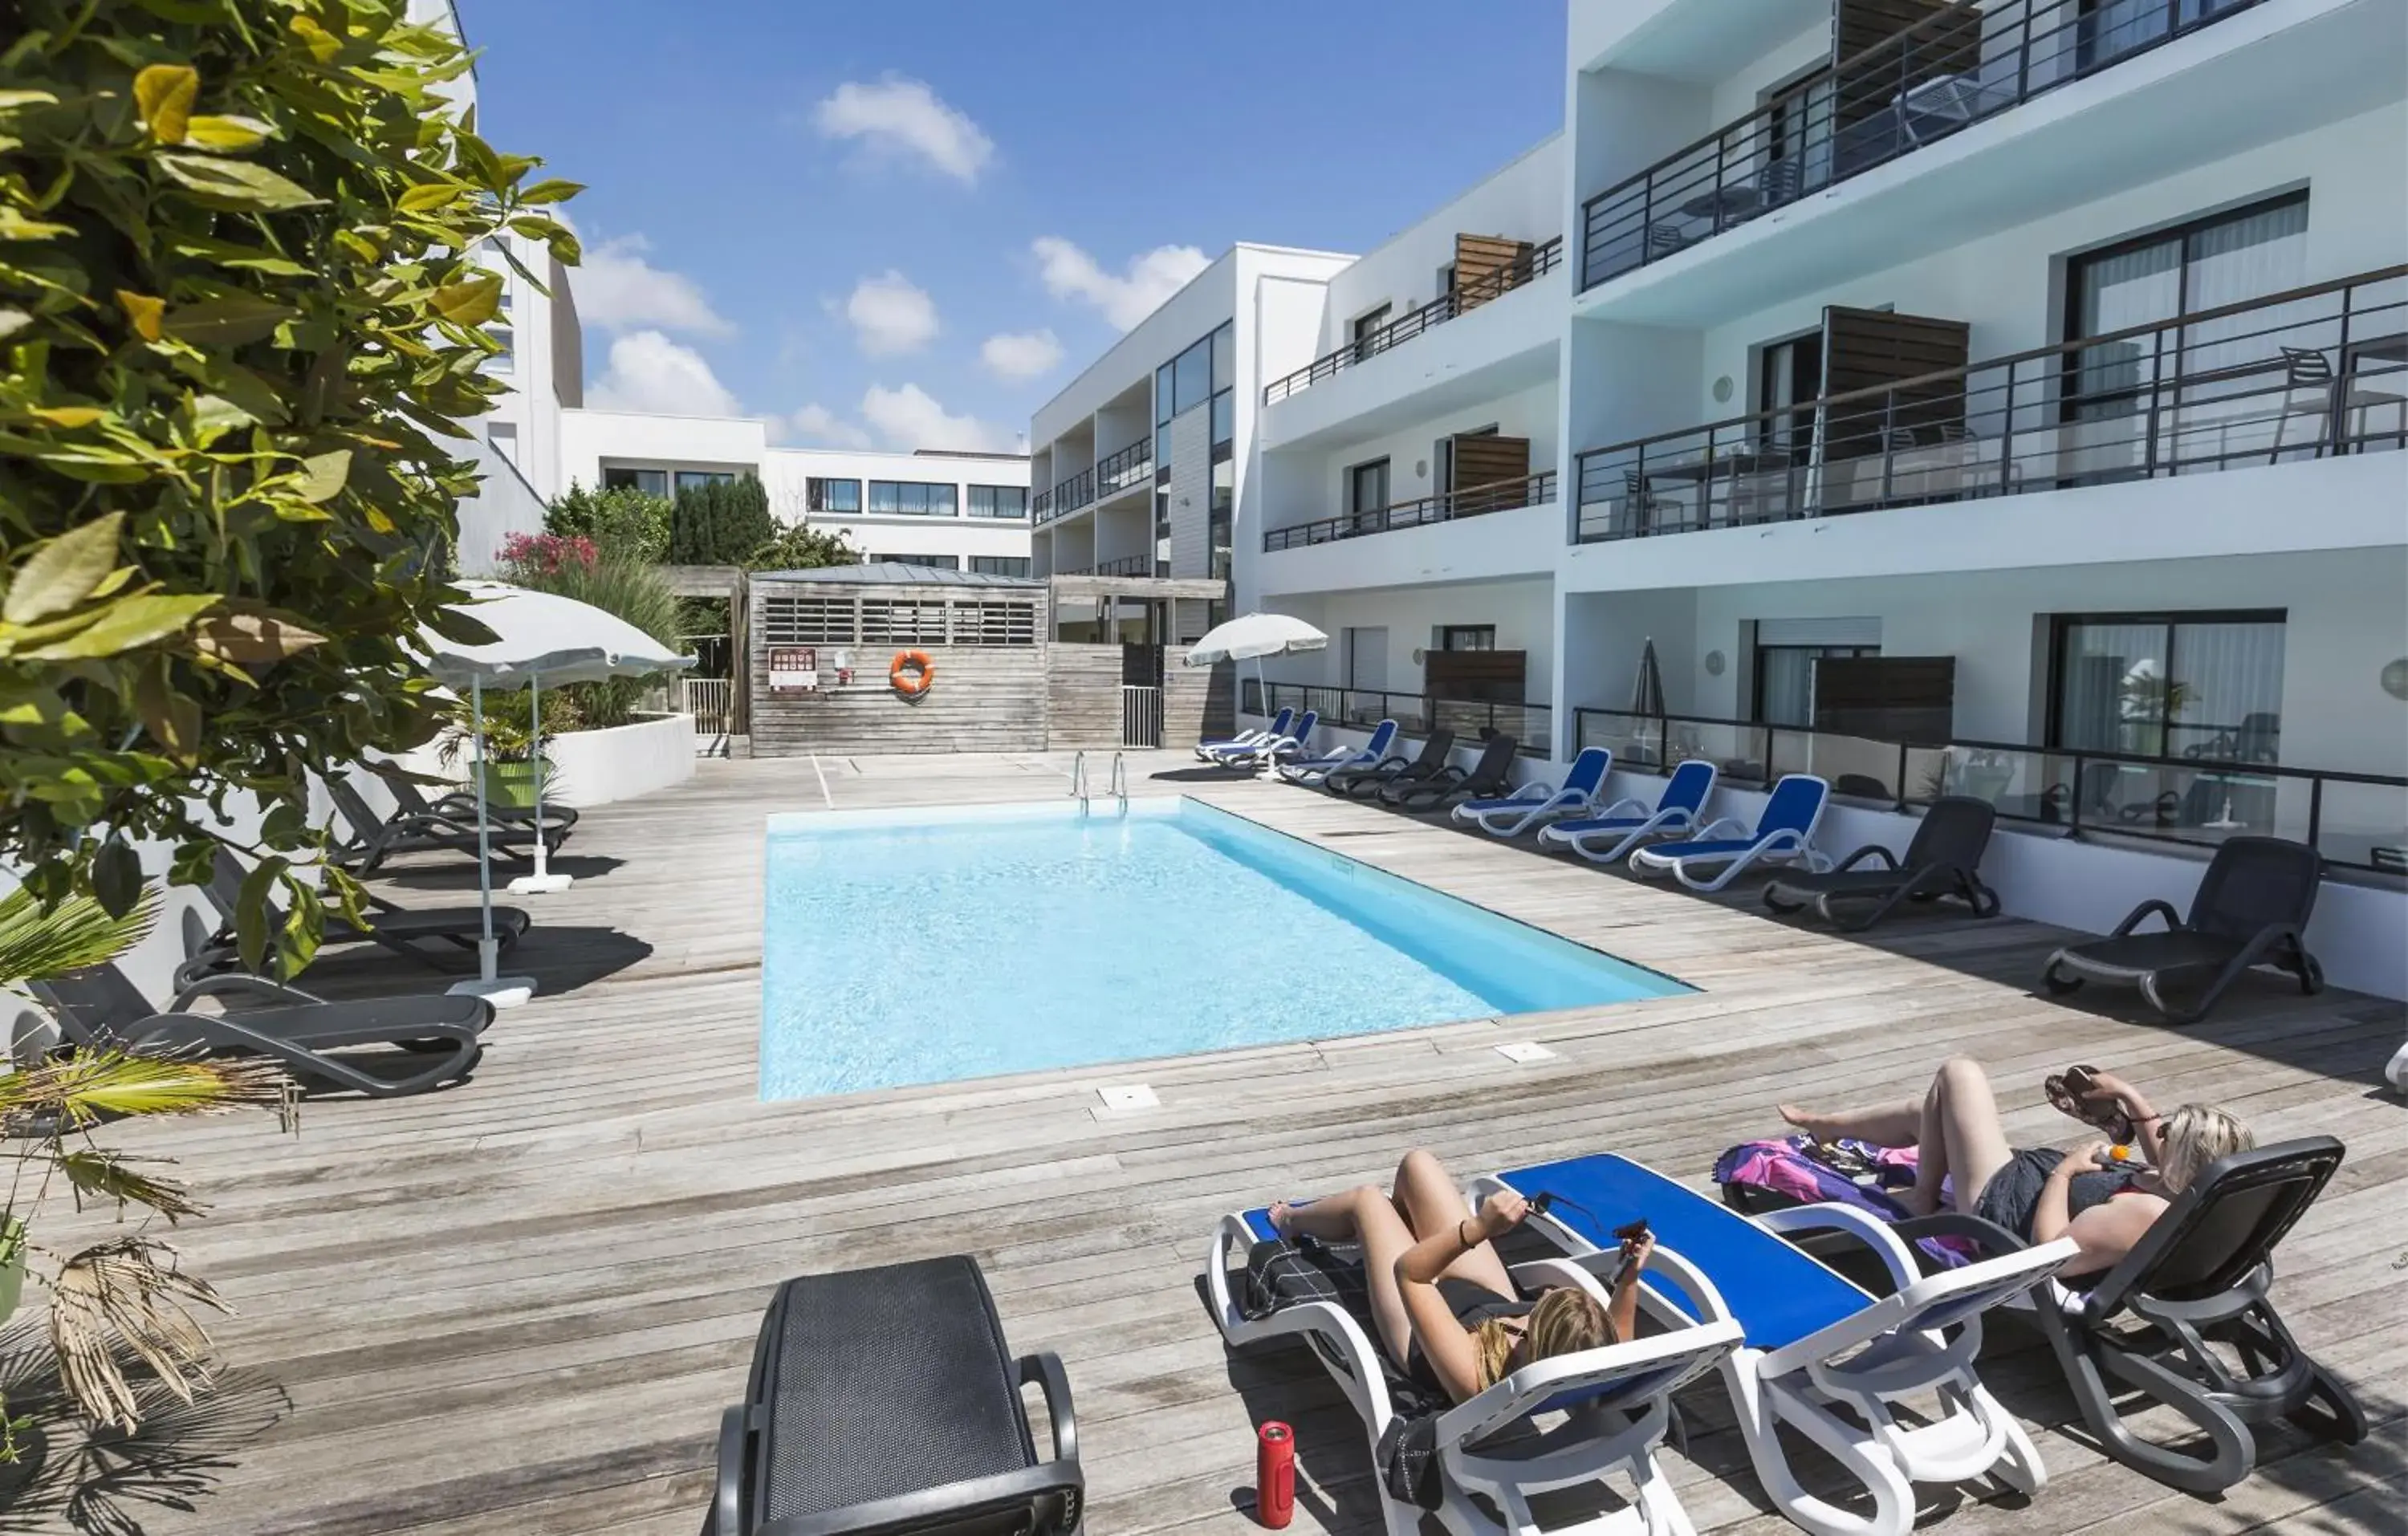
1210,321 -> 1235,394
1438,626 -> 1496,652
1156,362 -> 1176,425
760,596 -> 856,644
1209,458 -> 1233,583
603,466 -> 669,498
2064,193 -> 2308,419
2049,612 -> 2285,762
486,324 -> 514,375
1438,263 -> 1458,299
867,552 -> 958,570
675,470 -> 734,495
967,485 -> 1027,519
807,477 -> 861,514
1210,389 -> 1233,449
487,421 -> 518,464
867,480 -> 959,516
1347,458 -> 1390,523
1173,335 -> 1211,416
1755,331 -> 1824,459
1753,644 -> 1878,728
970,555 -> 1031,577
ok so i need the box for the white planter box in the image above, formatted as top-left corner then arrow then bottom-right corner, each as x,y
544,713 -> 695,807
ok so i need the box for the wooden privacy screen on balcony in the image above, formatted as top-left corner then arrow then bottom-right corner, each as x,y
1425,648 -> 1528,705
1450,433 -> 1531,490
1833,0 -> 1984,116
1820,305 -> 1973,457
1455,234 -> 1535,311
1813,656 -> 1957,744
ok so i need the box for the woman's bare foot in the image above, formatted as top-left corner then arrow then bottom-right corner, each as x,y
1778,1103 -> 1837,1139
1268,1200 -> 1299,1236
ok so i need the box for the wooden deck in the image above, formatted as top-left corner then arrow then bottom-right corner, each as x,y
19,752 -> 2404,1535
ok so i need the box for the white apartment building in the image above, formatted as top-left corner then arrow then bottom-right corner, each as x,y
1036,0 -> 2408,988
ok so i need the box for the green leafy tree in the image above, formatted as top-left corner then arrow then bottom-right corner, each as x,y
0,1 -> 579,966
668,473 -> 774,565
545,480 -> 669,563
498,551 -> 682,727
744,520 -> 854,572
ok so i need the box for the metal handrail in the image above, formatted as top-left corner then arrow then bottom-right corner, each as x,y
1038,467 -> 1096,526
1569,706 -> 2406,874
1108,751 -> 1129,811
1571,265 -> 2407,543
1245,679 -> 1554,761
1096,438 -> 1153,497
1578,0 -> 2270,292
1263,236 -> 1564,405
1265,471 -> 1557,552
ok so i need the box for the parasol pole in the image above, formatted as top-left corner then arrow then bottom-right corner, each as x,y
508,668 -> 573,894
446,671 -> 535,1009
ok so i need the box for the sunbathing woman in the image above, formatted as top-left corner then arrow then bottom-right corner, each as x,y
1779,1057 -> 2251,1277
1269,1148 -> 1652,1404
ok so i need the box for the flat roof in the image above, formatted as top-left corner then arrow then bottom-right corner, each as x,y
750,562 -> 1045,589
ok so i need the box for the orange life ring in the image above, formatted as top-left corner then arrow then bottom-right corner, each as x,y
889,648 -> 935,697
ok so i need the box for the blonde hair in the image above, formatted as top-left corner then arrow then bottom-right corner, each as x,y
1474,1286 -> 1613,1391
2156,1103 -> 2253,1193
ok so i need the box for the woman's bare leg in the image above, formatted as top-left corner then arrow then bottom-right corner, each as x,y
1269,1185 -> 1421,1363
1778,1097 -> 1924,1146
1388,1148 -> 1515,1299
1931,1057 -> 2015,1217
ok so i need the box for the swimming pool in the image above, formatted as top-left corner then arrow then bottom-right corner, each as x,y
759,797 -> 1686,1099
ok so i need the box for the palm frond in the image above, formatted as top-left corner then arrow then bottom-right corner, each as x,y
48,1238 -> 226,1432
55,1150 -> 205,1225
0,1051 -> 288,1130
0,884 -> 159,989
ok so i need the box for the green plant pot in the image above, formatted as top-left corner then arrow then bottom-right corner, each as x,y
474,760 -> 547,810
0,1217 -> 26,1328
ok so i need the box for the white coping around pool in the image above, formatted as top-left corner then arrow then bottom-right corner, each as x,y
767,796 -> 1184,834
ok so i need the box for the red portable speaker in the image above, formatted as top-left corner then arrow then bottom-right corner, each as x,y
1255,1420 -> 1295,1528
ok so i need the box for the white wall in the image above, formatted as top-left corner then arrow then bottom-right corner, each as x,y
1268,381 -> 1559,534
1272,576 -> 1556,702
558,408 -> 767,493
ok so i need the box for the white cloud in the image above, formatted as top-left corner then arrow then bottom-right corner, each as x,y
844,270 -> 939,356
576,234 -> 732,337
978,328 -> 1064,382
811,76 -> 995,184
1031,236 -> 1210,331
789,403 -> 873,450
588,330 -> 741,417
860,384 -> 1017,453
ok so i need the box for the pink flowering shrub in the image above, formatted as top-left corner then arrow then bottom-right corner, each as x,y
499,531 -> 599,578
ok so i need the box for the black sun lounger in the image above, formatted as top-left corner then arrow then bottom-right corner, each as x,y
327,777 -> 565,876
391,773 -> 580,835
710,1256 -> 1081,1536
1763,794 -> 2002,932
177,850 -> 531,985
1330,728 -> 1453,798
2042,835 -> 2325,1024
32,963 -> 490,1098
1380,733 -> 1519,810
1893,1137 -> 2365,1494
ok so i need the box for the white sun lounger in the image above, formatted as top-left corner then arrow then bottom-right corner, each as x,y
1539,759 -> 1718,865
1483,1153 -> 2076,1536
1279,718 -> 1397,786
1208,1203 -> 1742,1536
1629,773 -> 1830,891
1452,746 -> 1613,838
1197,706 -> 1292,762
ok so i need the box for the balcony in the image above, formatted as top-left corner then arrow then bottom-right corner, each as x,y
1572,708 -> 2406,876
1572,267 -> 2406,545
1263,238 -> 1563,407
1095,438 -> 1153,499
1580,0 -> 2273,294
1056,555 -> 1169,579
1264,471 -> 1557,552
1036,467 -> 1094,526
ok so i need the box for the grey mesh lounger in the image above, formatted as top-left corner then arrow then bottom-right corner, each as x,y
176,849 -> 531,985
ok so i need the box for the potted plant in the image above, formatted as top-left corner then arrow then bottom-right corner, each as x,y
437,688 -> 578,809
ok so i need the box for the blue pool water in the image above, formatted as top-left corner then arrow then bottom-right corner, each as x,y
759,798 -> 1686,1099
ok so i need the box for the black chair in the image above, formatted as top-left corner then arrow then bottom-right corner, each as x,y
708,1256 -> 1081,1536
1894,1139 -> 2365,1494
1763,795 -> 2001,933
1331,729 -> 1454,799
2042,836 -> 2324,1024
1832,773 -> 1893,801
1381,733 -> 1519,811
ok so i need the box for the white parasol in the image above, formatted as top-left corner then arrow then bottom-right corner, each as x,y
1183,612 -> 1328,722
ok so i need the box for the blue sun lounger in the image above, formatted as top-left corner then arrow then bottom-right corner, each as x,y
1196,706 -> 1291,762
1451,746 -> 1613,838
1538,758 -> 1718,865
1235,709 -> 1317,769
1208,1201 -> 1740,1536
1479,1154 -> 2076,1536
1278,718 -> 1397,786
1629,772 -> 1830,891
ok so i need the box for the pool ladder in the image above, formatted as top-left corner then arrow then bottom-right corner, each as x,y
1068,750 -> 1129,815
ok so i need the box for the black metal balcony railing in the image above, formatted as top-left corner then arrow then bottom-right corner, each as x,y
1264,471 -> 1558,553
1572,708 -> 2408,876
1244,679 -> 1552,760
1036,467 -> 1095,526
1572,266 -> 2407,544
1579,0 -> 2269,292
1096,438 -> 1153,498
1030,487 -> 1052,521
1263,237 -> 1564,406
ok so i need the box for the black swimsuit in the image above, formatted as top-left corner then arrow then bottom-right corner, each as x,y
1404,1277 -> 1531,1394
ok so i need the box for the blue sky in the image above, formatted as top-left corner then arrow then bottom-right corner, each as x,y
462,0 -> 1565,453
